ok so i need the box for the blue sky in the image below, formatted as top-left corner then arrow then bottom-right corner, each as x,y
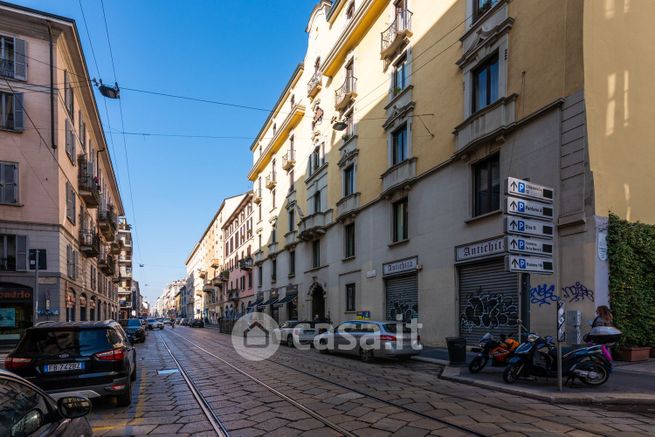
13,0 -> 316,305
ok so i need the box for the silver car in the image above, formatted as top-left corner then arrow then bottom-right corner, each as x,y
273,321 -> 320,347
315,320 -> 422,362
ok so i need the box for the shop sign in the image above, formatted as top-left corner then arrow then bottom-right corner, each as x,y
383,257 -> 418,277
456,237 -> 505,262
0,289 -> 32,301
0,308 -> 16,327
356,311 -> 371,320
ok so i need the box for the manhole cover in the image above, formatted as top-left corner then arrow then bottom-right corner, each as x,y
157,368 -> 179,375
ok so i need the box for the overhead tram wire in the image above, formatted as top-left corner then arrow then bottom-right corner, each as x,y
99,0 -> 144,266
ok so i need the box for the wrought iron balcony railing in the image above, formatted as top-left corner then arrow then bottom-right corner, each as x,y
77,156 -> 100,207
79,229 -> 100,257
381,9 -> 413,58
307,70 -> 322,98
335,76 -> 357,111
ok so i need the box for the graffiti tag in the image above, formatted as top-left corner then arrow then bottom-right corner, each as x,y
460,289 -> 518,333
562,282 -> 594,303
530,283 -> 559,306
389,301 -> 418,323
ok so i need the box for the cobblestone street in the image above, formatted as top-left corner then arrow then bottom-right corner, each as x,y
89,327 -> 655,436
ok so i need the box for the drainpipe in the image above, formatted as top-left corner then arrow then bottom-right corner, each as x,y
47,22 -> 56,150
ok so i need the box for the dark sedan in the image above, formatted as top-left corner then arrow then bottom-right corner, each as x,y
119,319 -> 146,343
190,319 -> 204,328
0,369 -> 92,436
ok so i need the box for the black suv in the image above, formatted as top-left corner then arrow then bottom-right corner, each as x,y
119,319 -> 146,343
4,321 -> 137,407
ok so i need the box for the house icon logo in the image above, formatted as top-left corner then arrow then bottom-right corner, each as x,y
231,312 -> 279,361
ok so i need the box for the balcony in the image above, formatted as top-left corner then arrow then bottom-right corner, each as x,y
380,9 -> 413,60
99,253 -> 115,276
118,253 -> 131,264
198,270 -> 207,279
335,76 -> 357,112
79,229 -> 100,257
307,70 -> 322,98
282,150 -> 295,171
254,250 -> 264,264
336,193 -> 361,219
265,172 -> 277,189
239,257 -> 253,270
453,95 -> 517,153
381,157 -> 417,195
228,289 -> 240,301
77,156 -> 100,208
284,230 -> 298,248
110,239 -> 122,255
253,189 -> 262,204
119,299 -> 131,309
298,210 -> 332,241
203,279 -> 215,293
98,207 -> 117,241
210,258 -> 220,268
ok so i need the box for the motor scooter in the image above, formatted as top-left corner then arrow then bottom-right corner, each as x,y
468,333 -> 519,373
502,331 -> 617,386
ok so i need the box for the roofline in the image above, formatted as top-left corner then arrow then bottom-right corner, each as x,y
222,191 -> 254,230
249,63 -> 304,152
305,0 -> 332,33
0,1 -> 74,24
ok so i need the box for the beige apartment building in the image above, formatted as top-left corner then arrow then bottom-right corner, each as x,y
248,0 -> 655,345
184,193 -> 245,322
0,3 -> 130,344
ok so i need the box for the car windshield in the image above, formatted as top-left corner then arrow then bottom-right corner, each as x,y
16,328 -> 115,357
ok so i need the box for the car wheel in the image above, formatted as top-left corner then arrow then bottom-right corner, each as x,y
318,339 -> 329,354
116,380 -> 132,407
286,335 -> 295,348
359,348 -> 374,363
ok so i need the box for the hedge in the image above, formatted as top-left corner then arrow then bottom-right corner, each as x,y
607,213 -> 655,347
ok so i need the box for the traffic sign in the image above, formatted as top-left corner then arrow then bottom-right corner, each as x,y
505,216 -> 554,239
507,255 -> 554,274
506,196 -> 553,220
507,177 -> 553,203
506,235 -> 553,256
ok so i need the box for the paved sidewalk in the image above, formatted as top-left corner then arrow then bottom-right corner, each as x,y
416,346 -> 655,405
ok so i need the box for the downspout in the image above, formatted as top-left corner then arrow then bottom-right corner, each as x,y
47,21 -> 56,149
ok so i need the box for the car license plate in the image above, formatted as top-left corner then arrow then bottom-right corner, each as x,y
45,362 -> 84,373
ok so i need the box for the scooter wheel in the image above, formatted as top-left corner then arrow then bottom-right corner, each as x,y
580,363 -> 609,386
468,356 -> 486,374
503,363 -> 522,384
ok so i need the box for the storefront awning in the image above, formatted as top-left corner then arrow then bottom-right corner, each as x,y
274,293 -> 297,306
248,298 -> 263,308
258,297 -> 278,307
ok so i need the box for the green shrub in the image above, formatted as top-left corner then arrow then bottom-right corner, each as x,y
607,213 -> 655,347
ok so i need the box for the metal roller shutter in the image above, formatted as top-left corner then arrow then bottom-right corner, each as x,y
459,259 -> 519,344
385,274 -> 418,322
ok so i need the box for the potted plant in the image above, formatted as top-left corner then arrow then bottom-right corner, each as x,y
615,346 -> 651,362
393,86 -> 402,95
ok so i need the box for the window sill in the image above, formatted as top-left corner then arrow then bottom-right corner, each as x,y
388,239 -> 410,248
342,256 -> 356,263
0,126 -> 23,134
465,209 -> 502,224
384,85 -> 414,110
305,162 -> 328,185
0,202 -> 23,207
305,265 -> 327,274
344,310 -> 357,314
288,273 -> 295,279
339,134 -> 358,151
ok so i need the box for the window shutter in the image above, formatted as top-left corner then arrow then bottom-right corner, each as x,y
1,163 -> 18,204
16,235 -> 27,271
13,93 -> 24,131
13,38 -> 27,81
71,190 -> 76,224
67,245 -> 72,277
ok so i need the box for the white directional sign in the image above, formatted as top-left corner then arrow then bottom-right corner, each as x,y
506,235 -> 553,256
507,255 -> 554,274
505,216 -> 554,239
507,177 -> 553,203
506,196 -> 554,220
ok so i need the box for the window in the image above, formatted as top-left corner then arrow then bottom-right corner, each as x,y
344,110 -> 354,138
65,120 -> 75,162
343,165 -> 355,197
66,244 -> 78,279
258,265 -> 263,286
313,191 -> 321,214
66,182 -> 76,224
393,54 -> 407,93
474,0 -> 499,20
309,146 -> 323,175
0,91 -> 23,131
272,189 -> 276,209
0,35 -> 26,80
248,271 -> 252,288
258,203 -> 262,222
289,250 -> 295,277
312,240 -> 320,268
392,198 -> 408,242
392,124 -> 408,165
0,161 -> 18,204
0,234 -> 27,271
64,71 -> 74,118
91,265 -> 97,290
344,223 -> 355,258
473,154 -> 500,216
346,283 -> 356,311
472,53 -> 499,112
271,226 -> 277,245
346,1 -> 355,19
0,379 -> 50,435
271,258 -> 277,282
288,209 -> 295,232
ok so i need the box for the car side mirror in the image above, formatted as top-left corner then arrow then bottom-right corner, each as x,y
58,396 -> 92,419
10,409 -> 44,436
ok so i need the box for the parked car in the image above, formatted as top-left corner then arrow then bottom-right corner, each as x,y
315,320 -> 422,362
146,318 -> 164,330
273,321 -> 319,347
119,319 -> 146,343
190,319 -> 204,328
0,369 -> 93,437
5,320 -> 137,407
162,318 -> 173,326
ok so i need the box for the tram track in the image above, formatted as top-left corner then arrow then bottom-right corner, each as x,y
166,329 -> 484,436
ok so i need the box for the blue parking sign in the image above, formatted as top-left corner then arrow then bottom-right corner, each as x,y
519,259 -> 527,269
518,240 -> 525,250
518,182 -> 526,193
518,201 -> 525,212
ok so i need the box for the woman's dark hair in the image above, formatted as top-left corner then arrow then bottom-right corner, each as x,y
597,305 -> 613,323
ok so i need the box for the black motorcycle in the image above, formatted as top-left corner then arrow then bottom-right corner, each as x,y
503,334 -> 612,386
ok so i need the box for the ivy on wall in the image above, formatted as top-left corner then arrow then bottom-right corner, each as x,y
607,213 -> 655,347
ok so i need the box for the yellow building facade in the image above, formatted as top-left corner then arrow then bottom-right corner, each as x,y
247,0 -> 655,345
